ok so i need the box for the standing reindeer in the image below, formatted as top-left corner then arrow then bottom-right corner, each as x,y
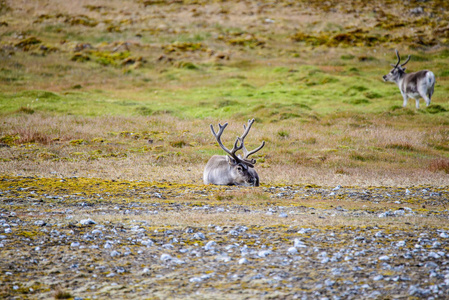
383,49 -> 435,109
203,119 -> 265,186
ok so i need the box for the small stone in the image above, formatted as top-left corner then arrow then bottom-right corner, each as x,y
189,277 -> 202,283
258,250 -> 272,258
325,279 -> 335,287
79,219 -> 96,226
162,243 -> 174,249
428,252 -> 440,259
141,239 -> 154,247
160,254 -> 172,261
373,275 -> 384,281
110,250 -> 120,257
71,242 -> 80,248
34,220 -> 46,227
239,258 -> 248,264
379,255 -> 390,261
294,238 -> 306,248
396,241 -> 406,247
193,232 -> 205,240
287,247 -> 298,255
91,229 -> 102,236
440,232 -> 449,238
332,185 -> 341,191
204,241 -> 216,251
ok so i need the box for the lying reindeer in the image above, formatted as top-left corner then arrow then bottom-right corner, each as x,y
203,119 -> 265,186
383,49 -> 435,109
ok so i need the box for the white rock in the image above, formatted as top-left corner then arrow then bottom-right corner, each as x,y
193,232 -> 205,240
294,238 -> 307,248
325,279 -> 335,287
239,258 -> 249,264
428,252 -> 441,259
189,277 -> 202,283
204,241 -> 216,251
162,244 -> 174,249
396,241 -> 406,247
4,228 -> 11,233
287,247 -> 298,255
110,250 -> 120,257
141,239 -> 154,247
70,242 -> 80,248
258,250 -> 272,258
321,257 -> 330,264
79,219 -> 96,225
298,228 -> 312,234
379,255 -> 390,261
91,229 -> 102,236
373,275 -> 384,281
332,185 -> 341,191
440,232 -> 449,238
160,254 -> 172,261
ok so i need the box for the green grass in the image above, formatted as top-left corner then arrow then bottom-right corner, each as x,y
2,61 -> 446,121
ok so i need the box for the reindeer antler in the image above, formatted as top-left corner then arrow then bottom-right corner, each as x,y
392,49 -> 401,69
239,119 -> 265,165
392,49 -> 411,68
210,119 -> 265,167
210,123 -> 243,163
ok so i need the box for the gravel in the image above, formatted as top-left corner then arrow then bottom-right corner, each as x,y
0,178 -> 448,299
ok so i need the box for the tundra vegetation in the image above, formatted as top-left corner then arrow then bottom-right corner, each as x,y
0,0 -> 449,299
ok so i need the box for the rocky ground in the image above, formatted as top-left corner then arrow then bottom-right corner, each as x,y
0,176 -> 449,299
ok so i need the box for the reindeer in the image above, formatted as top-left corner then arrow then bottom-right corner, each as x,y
383,49 -> 435,109
203,119 -> 265,186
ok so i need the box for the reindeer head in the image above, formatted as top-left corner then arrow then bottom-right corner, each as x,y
383,49 -> 410,83
210,119 -> 265,186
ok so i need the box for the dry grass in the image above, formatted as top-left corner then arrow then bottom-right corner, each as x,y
1,0 -> 448,187
1,114 -> 448,186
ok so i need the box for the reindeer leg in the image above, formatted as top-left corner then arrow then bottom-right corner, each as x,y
415,98 -> 420,109
417,86 -> 431,107
421,94 -> 431,107
401,92 -> 408,108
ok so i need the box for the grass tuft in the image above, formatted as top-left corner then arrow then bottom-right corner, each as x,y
54,290 -> 72,299
429,159 -> 449,174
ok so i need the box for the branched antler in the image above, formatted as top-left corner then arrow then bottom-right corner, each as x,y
392,49 -> 411,68
210,123 -> 242,163
210,119 -> 265,167
239,119 -> 265,164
